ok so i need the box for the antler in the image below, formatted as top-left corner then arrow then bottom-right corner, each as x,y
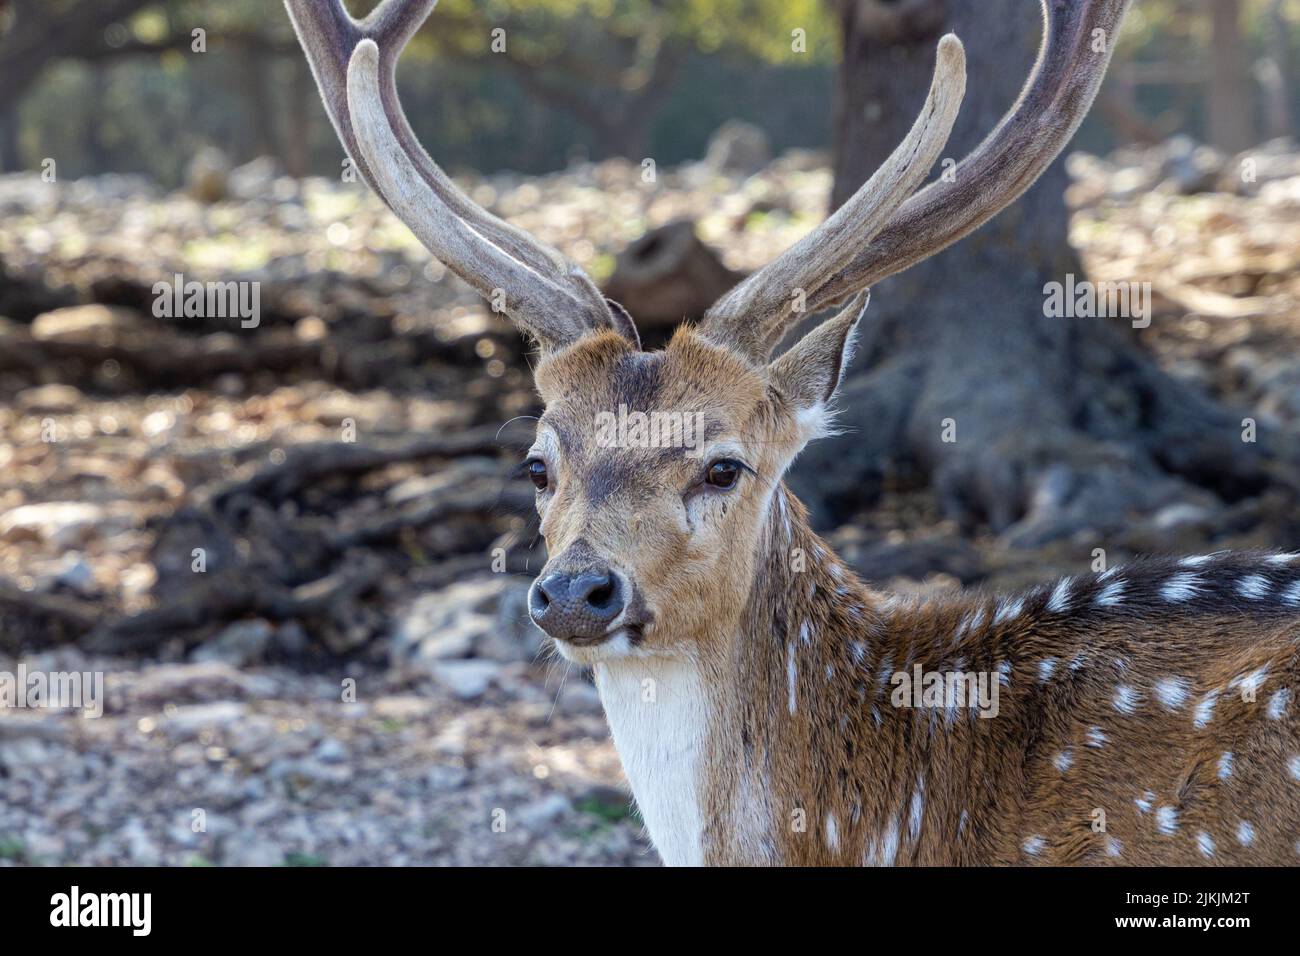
701,0 -> 1133,362
283,0 -> 628,351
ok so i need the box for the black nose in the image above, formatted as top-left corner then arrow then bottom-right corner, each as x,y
529,568 -> 624,641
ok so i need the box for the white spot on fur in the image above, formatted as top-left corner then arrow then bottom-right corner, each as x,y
1231,666 -> 1268,699
993,597 -> 1024,626
1289,755 -> 1300,781
799,619 -> 813,646
1106,837 -> 1122,857
1155,676 -> 1189,710
1038,658 -> 1057,682
1237,574 -> 1270,599
1193,692 -> 1218,729
1218,752 -> 1234,780
1136,791 -> 1155,813
1284,581 -> 1300,605
908,776 -> 925,843
1268,688 -> 1291,721
1180,554 -> 1216,567
1100,565 -> 1121,580
786,640 -> 798,715
1196,830 -> 1215,857
1095,580 -> 1125,606
1022,835 -> 1045,856
958,810 -> 969,836
1046,578 -> 1072,613
594,658 -> 709,866
1266,552 -> 1300,565
1086,726 -> 1107,748
1237,821 -> 1255,847
849,640 -> 866,665
825,813 -> 840,852
1160,573 -> 1203,601
874,814 -> 900,866
1113,685 -> 1139,714
1053,749 -> 1074,772
1156,806 -> 1179,835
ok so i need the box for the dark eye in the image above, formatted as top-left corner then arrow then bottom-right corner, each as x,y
526,459 -> 549,491
705,459 -> 742,490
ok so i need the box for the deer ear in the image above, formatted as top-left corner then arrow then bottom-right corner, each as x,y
767,293 -> 868,423
605,298 -> 641,351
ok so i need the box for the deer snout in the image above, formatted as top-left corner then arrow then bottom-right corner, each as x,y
528,567 -> 625,642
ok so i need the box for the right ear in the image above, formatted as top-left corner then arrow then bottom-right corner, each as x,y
766,292 -> 869,430
605,298 -> 642,351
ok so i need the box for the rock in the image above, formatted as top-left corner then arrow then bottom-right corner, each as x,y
602,220 -> 746,336
429,660 -> 502,700
514,794 -> 571,830
161,701 -> 248,736
122,818 -> 161,865
133,662 -> 277,705
1152,502 -> 1214,531
52,552 -> 96,595
221,833 -> 284,867
16,383 -> 83,413
272,620 -> 309,657
704,120 -> 772,175
314,737 -> 348,764
268,757 -> 353,786
1161,135 -> 1226,195
192,619 -> 274,667
30,304 -> 143,344
23,831 -> 66,862
187,147 -> 230,203
227,156 -> 286,201
389,576 -> 538,668
0,501 -> 113,546
554,678 -> 602,715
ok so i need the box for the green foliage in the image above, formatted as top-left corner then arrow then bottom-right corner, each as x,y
0,835 -> 27,862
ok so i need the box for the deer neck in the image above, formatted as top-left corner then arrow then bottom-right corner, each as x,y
594,482 -> 928,866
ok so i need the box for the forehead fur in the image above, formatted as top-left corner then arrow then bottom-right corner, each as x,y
533,327 -> 771,424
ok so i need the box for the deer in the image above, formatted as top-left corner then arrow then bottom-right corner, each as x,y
286,0 -> 1300,865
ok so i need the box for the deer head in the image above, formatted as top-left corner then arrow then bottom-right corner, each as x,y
285,0 -> 1130,667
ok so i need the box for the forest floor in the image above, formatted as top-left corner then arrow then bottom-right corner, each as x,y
0,138 -> 1297,865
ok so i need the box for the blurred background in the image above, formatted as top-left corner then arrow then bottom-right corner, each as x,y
0,0 -> 1297,866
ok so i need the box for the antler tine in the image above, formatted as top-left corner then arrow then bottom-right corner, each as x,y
816,0 -> 1133,306
700,33 -> 965,360
284,0 -> 613,348
703,0 -> 1132,363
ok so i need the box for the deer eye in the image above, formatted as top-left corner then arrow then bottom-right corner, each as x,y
705,459 -> 742,490
526,459 -> 549,491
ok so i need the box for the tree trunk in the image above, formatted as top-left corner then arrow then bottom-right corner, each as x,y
1207,0 -> 1255,152
788,0 -> 1280,547
1261,0 -> 1294,141
0,103 -> 20,173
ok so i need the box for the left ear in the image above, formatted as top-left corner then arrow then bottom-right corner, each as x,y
767,292 -> 868,422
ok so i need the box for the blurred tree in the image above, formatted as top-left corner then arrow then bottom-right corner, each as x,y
363,0 -> 836,159
790,0 -> 1277,546
0,0 -> 298,172
1261,0 -> 1294,139
1208,0 -> 1255,151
